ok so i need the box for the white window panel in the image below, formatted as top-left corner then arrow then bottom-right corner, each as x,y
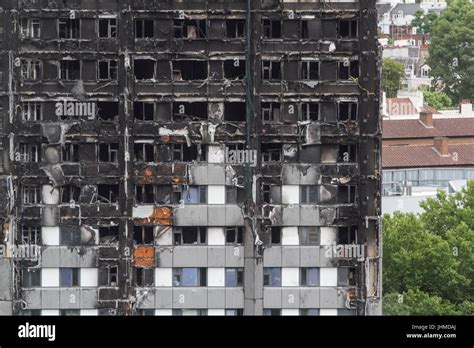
320,227 -> 337,246
208,267 -> 225,287
155,268 -> 172,287
320,309 -> 338,316
281,309 -> 299,316
208,145 -> 224,163
80,268 -> 98,287
208,309 -> 225,316
282,267 -> 299,287
208,185 -> 225,204
208,227 -> 225,245
41,268 -> 59,287
282,227 -> 299,245
42,310 -> 60,316
80,309 -> 98,316
320,267 -> 337,286
42,227 -> 60,246
281,185 -> 299,204
155,309 -> 172,316
156,226 -> 172,245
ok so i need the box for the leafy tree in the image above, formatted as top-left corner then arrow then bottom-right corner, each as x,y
382,58 -> 405,98
383,181 -> 474,315
423,90 -> 453,110
428,0 -> 474,102
411,11 -> 438,35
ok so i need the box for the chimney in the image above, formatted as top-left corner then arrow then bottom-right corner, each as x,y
419,110 -> 433,128
433,137 -> 449,156
460,99 -> 472,117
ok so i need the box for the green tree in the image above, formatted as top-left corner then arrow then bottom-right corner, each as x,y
428,0 -> 474,102
411,11 -> 438,35
382,58 -> 405,98
383,181 -> 474,315
423,90 -> 453,109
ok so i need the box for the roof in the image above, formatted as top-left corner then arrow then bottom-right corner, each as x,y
382,144 -> 474,168
377,3 -> 392,16
392,3 -> 422,16
383,118 -> 474,139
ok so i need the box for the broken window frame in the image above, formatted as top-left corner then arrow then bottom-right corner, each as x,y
60,228 -> 82,246
338,19 -> 358,39
61,185 -> 81,204
133,225 -> 155,245
98,143 -> 119,163
172,309 -> 207,316
134,142 -> 155,162
338,60 -> 359,80
135,267 -> 154,287
97,184 -> 119,204
301,61 -> 320,80
135,185 -> 155,204
225,186 -> 245,204
22,268 -> 41,287
59,309 -> 80,316
270,227 -> 281,245
338,102 -> 358,121
263,267 -> 281,287
338,226 -> 358,244
300,185 -> 319,204
173,268 -> 207,287
134,58 -> 156,80
20,143 -> 41,162
58,18 -> 80,39
262,19 -> 282,39
263,309 -> 281,316
262,60 -> 281,80
298,226 -> 320,246
20,18 -> 41,39
339,185 -> 357,204
300,267 -> 320,287
98,18 -> 117,38
173,19 -> 207,39
225,227 -> 243,245
225,268 -> 244,287
59,59 -> 81,81
59,268 -> 80,287
172,185 -> 207,204
300,309 -> 320,316
338,144 -> 357,163
261,102 -> 281,123
21,185 -> 41,205
99,226 -> 119,244
261,143 -> 282,162
104,265 -> 118,286
173,227 -> 207,245
225,19 -> 245,38
21,101 -> 42,121
300,102 -> 319,121
98,60 -> 118,80
134,102 -> 155,121
21,225 -> 41,245
135,19 -> 154,39
62,143 -> 79,162
20,59 -> 41,81
262,184 -> 281,204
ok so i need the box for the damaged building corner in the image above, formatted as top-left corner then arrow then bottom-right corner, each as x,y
0,0 -> 381,316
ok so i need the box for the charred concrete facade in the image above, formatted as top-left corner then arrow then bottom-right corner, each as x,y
0,0 -> 381,316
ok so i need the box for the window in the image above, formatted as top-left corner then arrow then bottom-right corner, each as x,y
99,226 -> 119,244
338,102 -> 357,121
172,185 -> 207,204
338,20 -> 358,38
134,143 -> 154,162
135,19 -> 154,38
262,19 -> 281,38
302,19 -> 322,39
21,60 -> 40,81
262,102 -> 280,123
270,227 -> 281,245
225,268 -> 244,287
261,143 -> 282,162
338,144 -> 357,162
60,309 -> 80,316
60,268 -> 80,287
133,226 -> 154,245
58,19 -> 80,39
134,59 -> 155,80
173,268 -> 207,287
21,225 -> 41,245
97,102 -> 119,121
224,59 -> 246,79
19,310 -> 42,316
21,19 -> 40,39
134,102 -> 154,121
97,184 -> 119,204
226,309 -> 243,316
224,102 -> 246,122
60,228 -> 81,246
225,227 -> 243,245
226,19 -> 245,38
22,186 -> 41,204
20,144 -> 41,162
172,309 -> 207,316
173,19 -> 206,39
62,143 -> 79,162
339,185 -> 357,204
173,102 -> 208,120
99,18 -> 117,38
173,227 -> 206,245
137,309 -> 155,316
98,60 -> 118,80
300,185 -> 319,204
22,269 -> 41,287
339,60 -> 359,80
301,61 -> 319,80
262,61 -> 281,80
225,186 -> 245,204
162,144 -> 203,162
135,185 -> 154,204
338,226 -> 358,244
59,60 -> 80,80
300,268 -> 319,286
301,103 -> 319,121
172,61 -> 208,81
263,267 -> 281,287
263,309 -> 281,316
98,143 -> 118,163
21,102 -> 42,121
135,267 -> 154,287
61,185 -> 81,204
298,227 -> 320,246
262,184 -> 281,204
338,267 -> 356,286
300,309 -> 320,316
100,265 -> 118,286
